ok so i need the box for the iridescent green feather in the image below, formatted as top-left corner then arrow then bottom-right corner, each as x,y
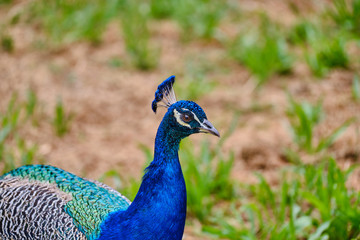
2,165 -> 130,240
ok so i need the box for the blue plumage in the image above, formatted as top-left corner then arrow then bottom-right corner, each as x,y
0,76 -> 219,240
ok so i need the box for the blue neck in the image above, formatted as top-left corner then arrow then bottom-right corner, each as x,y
99,119 -> 187,240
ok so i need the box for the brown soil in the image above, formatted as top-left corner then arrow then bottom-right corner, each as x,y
0,1 -> 359,239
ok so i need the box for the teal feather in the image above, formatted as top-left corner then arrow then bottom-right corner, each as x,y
3,165 -> 130,239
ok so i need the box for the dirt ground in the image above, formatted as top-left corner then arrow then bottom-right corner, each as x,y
0,1 -> 359,239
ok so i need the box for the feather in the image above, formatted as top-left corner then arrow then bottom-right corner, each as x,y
152,75 -> 177,113
0,165 -> 130,240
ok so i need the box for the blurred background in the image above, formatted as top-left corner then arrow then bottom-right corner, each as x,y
0,0 -> 360,239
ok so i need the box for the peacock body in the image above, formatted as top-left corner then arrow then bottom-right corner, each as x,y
0,76 -> 219,240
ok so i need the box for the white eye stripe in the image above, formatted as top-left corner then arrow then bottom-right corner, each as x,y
173,109 -> 191,128
173,109 -> 203,128
192,113 -> 202,125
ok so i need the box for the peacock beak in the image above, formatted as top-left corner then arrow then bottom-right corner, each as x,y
199,119 -> 220,137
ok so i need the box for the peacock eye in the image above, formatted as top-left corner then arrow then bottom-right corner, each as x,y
181,113 -> 193,123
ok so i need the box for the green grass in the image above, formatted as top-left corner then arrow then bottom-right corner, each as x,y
25,90 -> 38,118
204,158 -> 360,240
173,0 -> 228,40
1,34 -> 14,53
120,0 -> 159,70
305,33 -> 349,77
149,0 -> 175,19
286,94 -> 353,154
181,139 -> 235,222
353,74 -> 360,102
230,15 -> 293,86
28,0 -> 121,45
149,0 -> 229,44
0,0 -> 12,5
288,10 -> 351,78
288,20 -> 319,45
286,96 -> 323,153
0,93 -> 42,174
328,0 -> 360,37
0,91 -> 74,173
53,98 -> 73,137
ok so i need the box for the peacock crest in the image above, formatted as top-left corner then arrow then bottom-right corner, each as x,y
151,75 -> 177,113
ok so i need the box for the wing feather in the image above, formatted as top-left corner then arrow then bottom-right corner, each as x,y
1,165 -> 131,240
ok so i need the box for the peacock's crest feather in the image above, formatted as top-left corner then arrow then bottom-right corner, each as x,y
3,165 -> 130,240
152,75 -> 177,113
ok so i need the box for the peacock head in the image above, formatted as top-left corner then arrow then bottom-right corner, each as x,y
152,75 -> 220,138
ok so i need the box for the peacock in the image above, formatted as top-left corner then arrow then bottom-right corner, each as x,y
0,75 -> 219,240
